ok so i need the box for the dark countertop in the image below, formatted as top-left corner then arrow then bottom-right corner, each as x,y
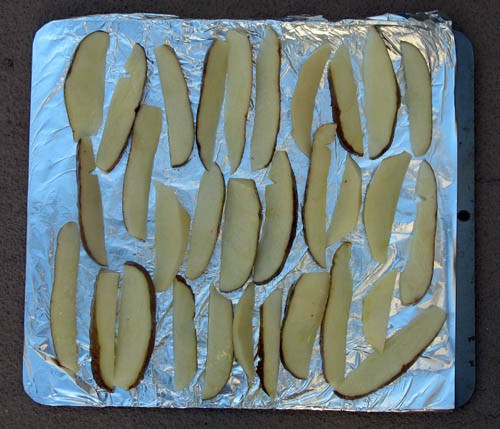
1,0 -> 498,427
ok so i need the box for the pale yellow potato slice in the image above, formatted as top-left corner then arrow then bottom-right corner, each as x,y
233,283 -> 256,382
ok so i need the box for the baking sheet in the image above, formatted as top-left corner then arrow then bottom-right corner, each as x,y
24,12 -> 457,410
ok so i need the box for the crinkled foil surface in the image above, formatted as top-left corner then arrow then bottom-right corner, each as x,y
24,12 -> 457,410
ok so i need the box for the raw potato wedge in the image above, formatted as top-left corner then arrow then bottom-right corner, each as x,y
77,137 -> 107,266
224,29 -> 252,173
335,306 -> 446,399
114,262 -> 156,390
155,44 -> 195,167
154,182 -> 190,292
219,179 -> 261,292
281,272 -> 330,379
329,44 -> 363,156
203,285 -> 234,400
90,269 -> 119,390
96,44 -> 147,172
173,276 -> 197,390
64,31 -> 109,141
321,242 -> 353,387
50,222 -> 80,373
233,283 -> 256,382
364,151 -> 411,263
123,105 -> 162,240
401,41 -> 432,156
196,39 -> 228,169
291,44 -> 331,157
362,271 -> 397,353
303,124 -> 336,267
399,161 -> 437,305
185,164 -> 225,279
253,151 -> 297,284
257,288 -> 283,398
327,155 -> 362,246
363,27 -> 400,159
250,27 -> 281,171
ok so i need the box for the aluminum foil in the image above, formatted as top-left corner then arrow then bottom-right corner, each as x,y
24,12 -> 457,410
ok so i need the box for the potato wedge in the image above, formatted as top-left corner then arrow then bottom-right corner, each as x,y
233,283 -> 256,382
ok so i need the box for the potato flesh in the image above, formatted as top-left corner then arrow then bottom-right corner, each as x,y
233,283 -> 256,382
224,30 -> 252,173
64,31 -> 109,141
281,272 -> 330,379
327,155 -> 362,246
322,243 -> 353,386
185,164 -> 225,279
335,306 -> 446,399
253,151 -> 296,284
155,45 -> 194,167
399,161 -> 437,305
50,222 -> 80,373
364,152 -> 411,263
401,42 -> 432,156
154,182 -> 190,292
219,179 -> 261,292
96,44 -> 147,172
250,28 -> 281,171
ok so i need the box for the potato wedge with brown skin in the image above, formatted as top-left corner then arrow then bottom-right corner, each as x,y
303,124 -> 336,267
364,152 -> 411,263
155,45 -> 194,167
281,272 -> 330,379
253,151 -> 297,284
77,137 -> 107,266
90,269 -> 119,391
291,44 -> 331,157
233,283 -> 256,382
50,222 -> 80,373
122,105 -> 162,240
400,161 -> 437,305
203,285 -> 234,400
335,306 -> 446,399
250,27 -> 281,171
196,39 -> 228,169
64,31 -> 109,141
114,262 -> 156,390
96,44 -> 147,172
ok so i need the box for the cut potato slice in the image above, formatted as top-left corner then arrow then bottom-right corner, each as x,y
154,182 -> 190,292
123,105 -> 162,240
250,27 -> 281,171
363,27 -> 400,159
321,242 -> 353,386
155,44 -> 194,167
233,283 -> 256,382
219,179 -> 261,292
401,42 -> 432,156
196,39 -> 228,169
77,137 -> 107,266
185,164 -> 225,279
257,288 -> 283,398
281,272 -> 330,379
50,222 -> 80,373
400,161 -> 437,305
90,269 -> 119,390
364,151 -> 411,263
224,29 -> 252,173
96,44 -> 147,172
362,271 -> 396,353
173,276 -> 197,390
303,124 -> 336,267
64,31 -> 109,141
335,306 -> 446,399
203,285 -> 234,400
291,44 -> 331,157
329,44 -> 363,156
253,151 -> 297,284
114,262 -> 156,390
327,155 -> 362,246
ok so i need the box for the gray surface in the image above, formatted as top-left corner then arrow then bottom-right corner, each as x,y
1,0 -> 498,427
